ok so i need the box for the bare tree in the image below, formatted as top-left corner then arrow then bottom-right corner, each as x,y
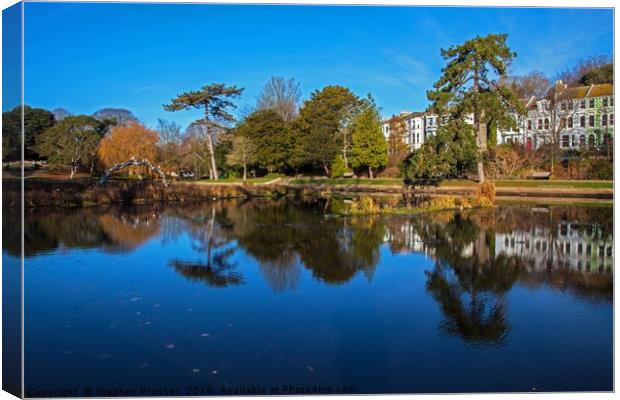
529,82 -> 579,172
157,119 -> 182,174
555,55 -> 612,86
504,71 -> 551,98
226,133 -> 257,183
256,76 -> 301,122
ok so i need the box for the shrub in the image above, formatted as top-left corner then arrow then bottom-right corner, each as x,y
475,180 -> 496,206
331,154 -> 348,178
588,158 -> 613,180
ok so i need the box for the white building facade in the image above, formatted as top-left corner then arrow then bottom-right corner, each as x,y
383,111 -> 440,151
497,82 -> 614,150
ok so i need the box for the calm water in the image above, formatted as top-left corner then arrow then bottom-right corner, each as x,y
5,200 -> 613,395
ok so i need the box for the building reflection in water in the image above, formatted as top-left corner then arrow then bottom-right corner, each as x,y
10,201 -> 612,343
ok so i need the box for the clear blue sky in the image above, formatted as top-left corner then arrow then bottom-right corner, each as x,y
23,3 -> 613,128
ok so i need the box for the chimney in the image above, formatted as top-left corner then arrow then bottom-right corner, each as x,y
555,80 -> 567,90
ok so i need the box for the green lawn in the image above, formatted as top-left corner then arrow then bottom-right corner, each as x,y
290,178 -> 403,186
191,175 -> 282,185
441,179 -> 613,189
289,177 -> 613,189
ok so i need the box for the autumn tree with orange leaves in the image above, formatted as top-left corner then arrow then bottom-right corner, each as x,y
97,122 -> 160,177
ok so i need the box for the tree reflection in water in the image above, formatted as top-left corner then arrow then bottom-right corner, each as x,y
11,200 -> 612,343
168,203 -> 243,287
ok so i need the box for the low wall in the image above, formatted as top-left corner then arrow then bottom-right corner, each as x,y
3,179 -> 612,208
4,179 -> 290,207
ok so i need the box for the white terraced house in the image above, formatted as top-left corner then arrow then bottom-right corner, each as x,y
382,111 -> 440,151
384,81 -> 613,153
497,81 -> 614,150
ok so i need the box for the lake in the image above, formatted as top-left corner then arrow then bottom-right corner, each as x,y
4,200 -> 613,395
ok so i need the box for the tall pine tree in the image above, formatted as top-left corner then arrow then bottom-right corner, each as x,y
428,33 -> 524,182
164,83 -> 243,179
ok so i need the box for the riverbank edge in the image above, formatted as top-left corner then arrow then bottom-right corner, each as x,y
3,178 -> 613,208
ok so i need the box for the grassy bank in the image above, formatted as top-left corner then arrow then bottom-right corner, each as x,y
290,177 -> 613,189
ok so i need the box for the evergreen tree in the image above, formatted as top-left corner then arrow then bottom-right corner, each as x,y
2,105 -> 56,160
164,83 -> 244,179
403,119 -> 478,186
292,85 -> 361,175
35,115 -> 105,178
428,33 -> 524,182
350,96 -> 387,178
235,109 -> 291,173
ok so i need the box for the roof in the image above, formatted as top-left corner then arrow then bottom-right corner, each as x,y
552,82 -> 613,101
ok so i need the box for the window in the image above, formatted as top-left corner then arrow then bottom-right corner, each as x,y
611,114 -> 614,125
589,115 -> 595,127
544,118 -> 549,130
602,114 -> 608,126
527,120 -> 532,130
603,97 -> 609,107
580,134 -> 586,148
560,117 -> 566,129
537,119 -> 543,130
611,97 -> 614,106
562,135 -> 569,148
561,101 -> 567,111
580,116 -> 586,127
568,117 -> 573,128
589,98 -> 595,108
580,99 -> 586,109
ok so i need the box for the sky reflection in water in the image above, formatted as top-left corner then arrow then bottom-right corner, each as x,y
5,200 -> 612,394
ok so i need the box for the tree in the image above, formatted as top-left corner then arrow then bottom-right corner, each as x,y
504,71 -> 550,98
236,109 -> 292,174
35,115 -> 105,178
2,105 -> 56,160
528,80 -> 580,172
256,76 -> 301,122
96,122 -> 159,178
403,119 -> 478,186
164,83 -> 244,180
156,118 -> 182,174
579,63 -> 613,85
428,33 -> 524,183
226,133 -> 257,183
386,115 -> 408,156
52,107 -> 73,121
293,85 -> 361,175
350,96 -> 387,178
93,108 -> 138,126
556,55 -> 612,86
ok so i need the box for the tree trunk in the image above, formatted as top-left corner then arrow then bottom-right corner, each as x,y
368,166 -> 374,179
203,113 -> 219,180
323,163 -> 330,177
242,163 -> 247,183
69,165 -> 76,179
473,68 -> 486,183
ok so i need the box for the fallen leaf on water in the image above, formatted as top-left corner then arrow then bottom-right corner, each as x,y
165,344 -> 175,349
192,369 -> 200,373
307,366 -> 314,372
200,333 -> 211,337
212,370 -> 218,374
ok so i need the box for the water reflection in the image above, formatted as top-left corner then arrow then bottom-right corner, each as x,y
10,201 -> 612,331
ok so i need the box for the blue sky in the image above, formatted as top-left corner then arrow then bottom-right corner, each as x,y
22,3 -> 613,128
